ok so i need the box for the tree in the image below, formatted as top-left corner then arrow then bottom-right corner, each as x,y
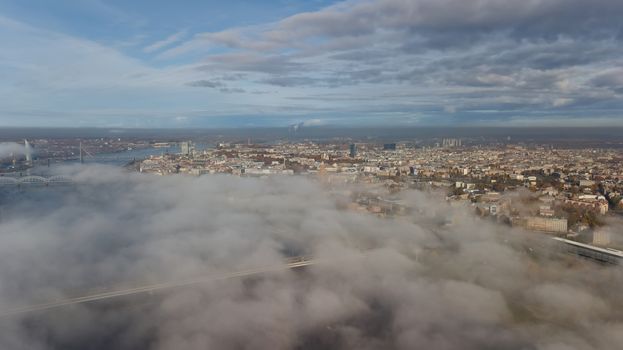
583,211 -> 604,228
607,195 -> 622,210
449,187 -> 464,196
566,208 -> 581,227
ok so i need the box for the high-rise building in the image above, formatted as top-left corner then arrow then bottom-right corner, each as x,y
349,144 -> 357,158
383,143 -> 397,151
442,138 -> 462,148
180,141 -> 193,156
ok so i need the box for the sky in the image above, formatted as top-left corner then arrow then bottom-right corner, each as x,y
0,0 -> 622,128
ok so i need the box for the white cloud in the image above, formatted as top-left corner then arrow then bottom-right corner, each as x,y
1,165 -> 622,349
143,30 -> 188,53
0,142 -> 26,158
552,98 -> 574,107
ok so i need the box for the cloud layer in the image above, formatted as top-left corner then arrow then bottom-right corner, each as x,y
0,142 -> 26,158
1,0 -> 622,126
161,0 -> 623,125
0,165 -> 622,349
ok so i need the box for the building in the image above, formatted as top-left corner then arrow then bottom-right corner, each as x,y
152,142 -> 171,148
564,199 -> 609,215
553,237 -> 622,265
349,144 -> 357,158
383,143 -> 397,151
180,141 -> 193,156
526,216 -> 568,233
579,179 -> 595,187
489,204 -> 498,215
539,206 -> 555,217
593,230 -> 611,246
442,138 -> 462,147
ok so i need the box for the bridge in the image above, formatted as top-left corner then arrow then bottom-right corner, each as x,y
0,175 -> 74,186
0,254 -> 357,317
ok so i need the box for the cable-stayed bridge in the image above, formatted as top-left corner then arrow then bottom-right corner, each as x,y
0,255 -> 361,317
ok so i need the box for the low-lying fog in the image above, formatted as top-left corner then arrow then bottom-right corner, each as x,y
0,165 -> 621,350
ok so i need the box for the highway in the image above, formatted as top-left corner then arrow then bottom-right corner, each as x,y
0,257 -> 324,317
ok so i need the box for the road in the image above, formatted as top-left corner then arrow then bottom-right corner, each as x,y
0,257 -> 324,317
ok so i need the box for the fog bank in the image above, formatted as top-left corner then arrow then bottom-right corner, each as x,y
0,165 -> 621,350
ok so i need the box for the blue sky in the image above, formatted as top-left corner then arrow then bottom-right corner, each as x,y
0,0 -> 622,128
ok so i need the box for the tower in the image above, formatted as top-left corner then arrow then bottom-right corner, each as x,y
349,144 -> 357,158
79,142 -> 84,164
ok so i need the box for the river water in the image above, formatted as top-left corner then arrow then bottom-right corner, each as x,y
21,143 -> 211,176
78,146 -> 181,166
65,143 -> 212,166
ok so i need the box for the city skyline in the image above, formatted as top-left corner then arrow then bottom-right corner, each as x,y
1,0 -> 622,128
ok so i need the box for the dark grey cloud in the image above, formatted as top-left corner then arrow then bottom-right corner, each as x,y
250,0 -> 623,50
185,79 -> 246,93
329,49 -> 392,63
185,79 -> 225,88
219,87 -> 246,94
259,76 -> 318,87
591,69 -> 623,93
197,53 -> 304,75
156,0 -> 623,125
166,0 -> 622,57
